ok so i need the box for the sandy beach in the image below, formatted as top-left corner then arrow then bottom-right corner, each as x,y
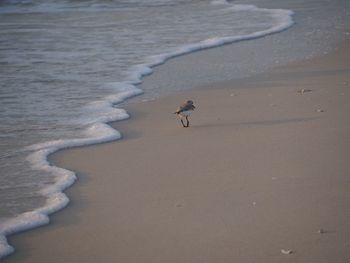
5,39 -> 350,262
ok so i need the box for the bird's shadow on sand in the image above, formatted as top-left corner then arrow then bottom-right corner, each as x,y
192,117 -> 320,128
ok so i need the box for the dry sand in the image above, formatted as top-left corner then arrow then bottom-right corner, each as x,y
5,40 -> 350,263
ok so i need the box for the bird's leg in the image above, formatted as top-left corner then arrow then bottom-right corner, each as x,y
186,116 -> 189,127
180,118 -> 186,127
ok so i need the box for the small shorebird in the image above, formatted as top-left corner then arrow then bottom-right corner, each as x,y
174,100 -> 196,127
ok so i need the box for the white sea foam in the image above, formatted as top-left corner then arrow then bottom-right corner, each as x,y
135,7 -> 294,72
0,86 -> 142,259
0,3 -> 294,259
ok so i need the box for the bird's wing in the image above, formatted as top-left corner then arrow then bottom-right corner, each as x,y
175,103 -> 184,113
175,102 -> 195,113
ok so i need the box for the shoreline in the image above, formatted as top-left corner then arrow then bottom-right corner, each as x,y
0,6 -> 296,257
3,0 -> 350,258
5,39 -> 350,262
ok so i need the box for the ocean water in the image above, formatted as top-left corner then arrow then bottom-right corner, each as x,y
0,0 -> 349,259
